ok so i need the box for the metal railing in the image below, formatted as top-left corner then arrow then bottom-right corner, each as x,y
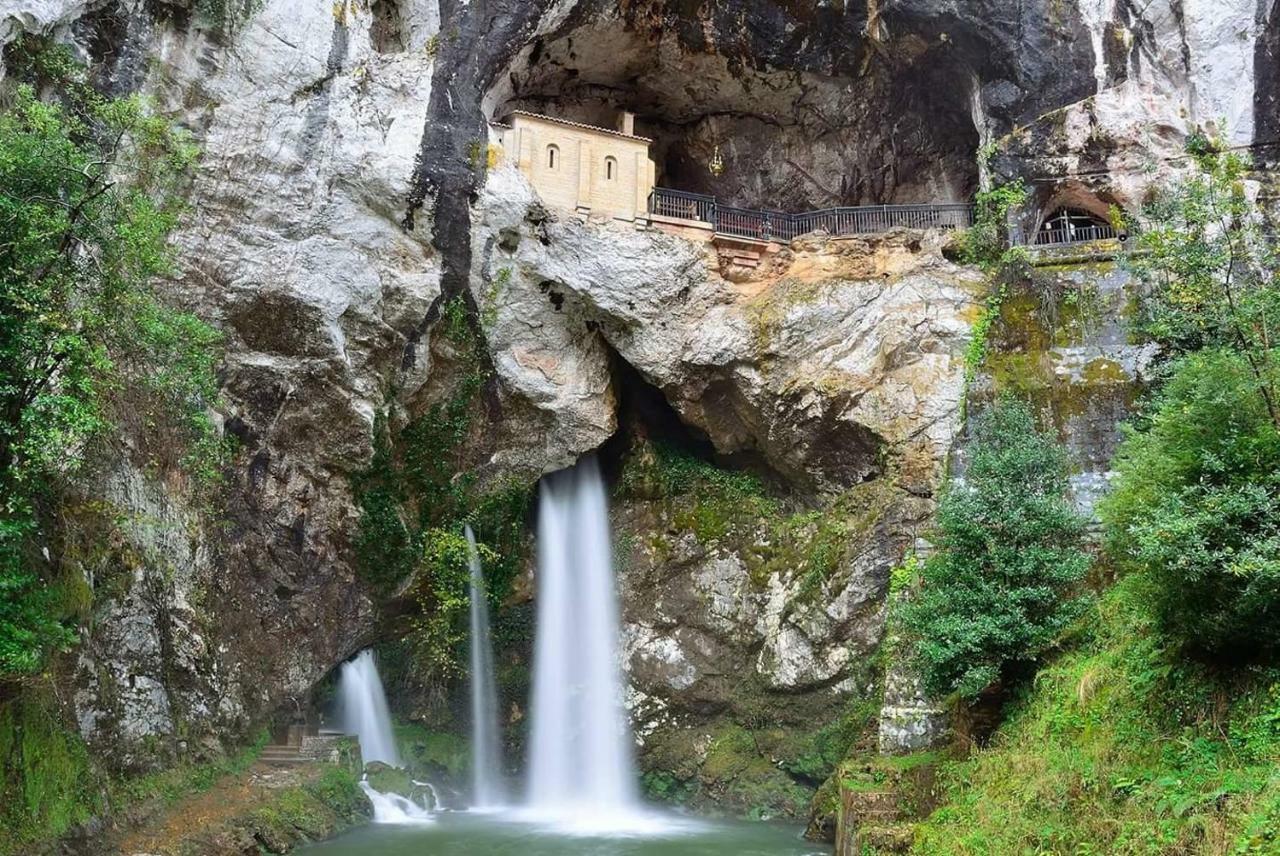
647,187 -> 975,242
648,187 -> 717,223
1032,223 -> 1120,247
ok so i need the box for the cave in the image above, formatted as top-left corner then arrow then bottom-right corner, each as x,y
1035,207 -> 1117,246
1022,180 -> 1129,246
597,346 -> 788,496
485,7 -> 984,213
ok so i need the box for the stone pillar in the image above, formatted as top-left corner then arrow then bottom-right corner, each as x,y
633,150 -> 649,221
517,125 -> 533,174
576,139 -> 592,214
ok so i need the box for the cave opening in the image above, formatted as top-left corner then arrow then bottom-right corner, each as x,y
369,0 -> 407,53
486,9 -> 982,213
1024,180 -> 1129,245
597,346 -> 790,498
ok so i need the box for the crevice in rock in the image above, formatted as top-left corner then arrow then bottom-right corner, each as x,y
1256,0 -> 1280,162
596,343 -> 790,496
369,0 -> 408,53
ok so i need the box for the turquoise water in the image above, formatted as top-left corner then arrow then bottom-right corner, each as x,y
303,810 -> 828,855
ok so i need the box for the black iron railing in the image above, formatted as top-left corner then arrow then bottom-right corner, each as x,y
1032,223 -> 1120,247
648,187 -> 717,223
647,187 -> 975,241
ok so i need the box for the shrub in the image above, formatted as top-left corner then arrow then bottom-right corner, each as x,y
957,179 -> 1028,271
902,399 -> 1091,700
1101,348 -> 1280,657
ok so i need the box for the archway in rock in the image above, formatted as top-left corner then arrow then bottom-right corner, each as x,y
485,5 -> 986,212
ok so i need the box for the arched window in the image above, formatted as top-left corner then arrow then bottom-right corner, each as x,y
546,144 -> 559,170
1036,207 -> 1117,246
604,156 -> 617,181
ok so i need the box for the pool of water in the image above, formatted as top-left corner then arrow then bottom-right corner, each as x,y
302,809 -> 828,855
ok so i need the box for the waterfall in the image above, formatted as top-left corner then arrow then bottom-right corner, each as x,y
359,781 -> 435,824
466,524 -> 507,808
336,649 -> 400,767
527,456 -> 638,818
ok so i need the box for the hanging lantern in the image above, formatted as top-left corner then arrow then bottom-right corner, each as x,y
708,144 -> 724,177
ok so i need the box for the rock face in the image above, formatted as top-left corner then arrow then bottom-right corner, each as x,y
467,163 -> 980,812
472,164 -> 981,495
0,0 -> 1275,824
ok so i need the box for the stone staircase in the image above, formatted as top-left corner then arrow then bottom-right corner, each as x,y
833,755 -> 943,856
259,724 -> 361,768
259,743 -> 307,766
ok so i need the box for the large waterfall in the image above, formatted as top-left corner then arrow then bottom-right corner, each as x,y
336,649 -> 400,767
466,525 -> 507,808
527,457 -> 638,821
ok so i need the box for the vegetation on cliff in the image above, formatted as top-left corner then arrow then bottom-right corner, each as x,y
898,141 -> 1280,855
0,42 -> 223,675
352,296 -> 533,695
902,398 -> 1090,701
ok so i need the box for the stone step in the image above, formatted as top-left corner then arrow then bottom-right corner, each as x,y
856,824 -> 916,853
259,745 -> 305,764
842,788 -> 903,824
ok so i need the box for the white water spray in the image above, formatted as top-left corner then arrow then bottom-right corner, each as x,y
526,457 -> 638,822
359,781 -> 434,824
466,524 -> 507,808
337,649 -> 400,767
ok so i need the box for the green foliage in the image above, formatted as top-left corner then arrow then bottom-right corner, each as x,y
111,729 -> 268,806
619,440 -> 776,543
641,770 -> 696,804
1128,139 -> 1280,426
1101,348 -> 1280,657
958,180 -> 1028,271
912,576 -> 1280,855
1101,138 -> 1280,659
0,42 -> 222,678
193,0 -> 264,35
960,281 -> 1009,421
351,297 -> 532,682
481,267 -> 511,330
619,440 -> 898,599
0,686 -> 273,852
394,723 -> 469,779
902,398 -> 1090,700
0,687 -> 101,851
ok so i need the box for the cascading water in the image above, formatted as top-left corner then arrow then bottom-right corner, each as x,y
466,524 -> 506,808
337,649 -> 434,824
526,457 -> 639,824
337,649 -> 401,766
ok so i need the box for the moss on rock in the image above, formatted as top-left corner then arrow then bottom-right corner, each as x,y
364,762 -> 414,798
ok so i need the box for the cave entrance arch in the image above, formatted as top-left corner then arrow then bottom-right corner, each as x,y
1035,207 -> 1117,246
484,9 -> 982,213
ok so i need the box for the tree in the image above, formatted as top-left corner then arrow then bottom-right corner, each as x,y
1101,349 -> 1280,657
1099,137 -> 1280,658
1130,136 -> 1280,430
903,399 -> 1090,700
0,42 -> 221,677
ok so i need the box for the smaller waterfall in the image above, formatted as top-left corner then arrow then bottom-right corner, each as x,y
466,525 -> 506,808
359,781 -> 434,824
337,649 -> 400,767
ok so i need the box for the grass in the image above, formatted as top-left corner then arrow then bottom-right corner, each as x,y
0,681 -> 273,855
910,574 -> 1280,855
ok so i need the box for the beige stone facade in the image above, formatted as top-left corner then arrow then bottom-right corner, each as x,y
496,111 -> 656,222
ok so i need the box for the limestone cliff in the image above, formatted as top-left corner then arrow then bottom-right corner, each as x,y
0,0 -> 1276,838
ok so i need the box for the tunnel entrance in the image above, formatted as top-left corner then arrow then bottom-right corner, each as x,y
486,7 -> 981,212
